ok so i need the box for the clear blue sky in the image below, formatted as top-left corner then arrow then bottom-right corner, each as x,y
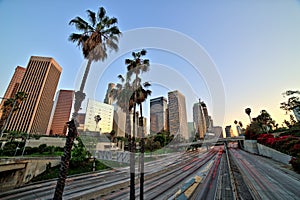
1,0 -> 300,134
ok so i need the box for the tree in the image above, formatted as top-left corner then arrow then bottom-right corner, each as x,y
281,90 -> 300,122
126,50 -> 150,200
110,74 -> 133,139
94,114 -> 101,132
0,91 -> 28,136
71,137 -> 89,167
69,7 -> 121,119
256,110 -> 275,133
54,7 -> 120,199
245,108 -> 252,123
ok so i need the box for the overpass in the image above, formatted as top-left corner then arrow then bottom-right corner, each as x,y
0,157 -> 60,192
168,136 -> 245,148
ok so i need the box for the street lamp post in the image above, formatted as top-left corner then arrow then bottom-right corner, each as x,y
0,97 -> 17,138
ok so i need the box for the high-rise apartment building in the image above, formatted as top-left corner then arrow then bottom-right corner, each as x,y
6,56 -> 62,134
212,126 -> 223,138
201,102 -> 210,130
0,66 -> 26,118
103,83 -> 115,105
84,99 -> 114,134
112,106 -> 126,137
168,90 -> 189,140
225,125 -> 233,138
150,97 -> 168,134
47,90 -> 74,136
193,101 -> 206,139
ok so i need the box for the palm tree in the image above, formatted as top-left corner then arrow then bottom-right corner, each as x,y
125,50 -> 149,200
0,91 -> 27,137
94,114 -> 101,132
245,108 -> 252,124
109,50 -> 150,199
54,7 -> 120,199
135,82 -> 151,200
69,7 -> 121,119
110,74 -> 133,139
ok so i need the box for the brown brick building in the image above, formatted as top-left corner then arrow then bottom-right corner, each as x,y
0,66 -> 26,118
6,56 -> 62,134
150,96 -> 168,134
47,90 -> 74,136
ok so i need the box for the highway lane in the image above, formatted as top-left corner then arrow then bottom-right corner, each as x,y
0,150 -> 198,199
230,148 -> 300,200
102,149 -> 211,199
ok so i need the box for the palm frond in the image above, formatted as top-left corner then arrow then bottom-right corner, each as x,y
118,75 -> 125,82
143,82 -> 151,87
69,17 -> 89,32
106,17 -> 118,27
98,7 -> 106,20
86,10 -> 96,27
141,49 -> 147,56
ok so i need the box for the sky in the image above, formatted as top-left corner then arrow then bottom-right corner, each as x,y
1,0 -> 300,135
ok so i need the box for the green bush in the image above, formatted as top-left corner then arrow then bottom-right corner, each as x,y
38,144 -> 47,154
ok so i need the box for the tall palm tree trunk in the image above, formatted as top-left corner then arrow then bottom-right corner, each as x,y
130,104 -> 136,200
72,59 -> 92,119
53,120 -> 77,199
54,59 -> 92,199
139,103 -> 144,200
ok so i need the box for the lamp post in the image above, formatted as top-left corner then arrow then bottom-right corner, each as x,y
0,97 -> 17,138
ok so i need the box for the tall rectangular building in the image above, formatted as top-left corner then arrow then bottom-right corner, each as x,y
6,56 -> 62,134
201,102 -> 210,129
0,66 -> 26,118
47,90 -> 74,136
225,125 -> 233,138
193,102 -> 206,139
168,90 -> 188,140
112,106 -> 126,137
150,96 -> 168,134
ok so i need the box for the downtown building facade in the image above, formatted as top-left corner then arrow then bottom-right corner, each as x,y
6,56 -> 62,134
84,99 -> 114,134
47,90 -> 74,136
168,90 -> 189,140
0,66 -> 26,119
193,101 -> 206,139
103,83 -> 127,138
150,96 -> 168,134
225,125 -> 234,138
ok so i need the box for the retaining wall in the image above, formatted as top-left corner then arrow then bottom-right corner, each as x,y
244,140 -> 292,165
257,143 -> 292,165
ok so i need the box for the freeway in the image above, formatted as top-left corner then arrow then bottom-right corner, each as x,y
230,148 -> 300,200
102,148 -> 218,200
0,149 -> 211,199
2,146 -> 299,200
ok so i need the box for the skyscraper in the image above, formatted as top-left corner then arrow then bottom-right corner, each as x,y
150,96 -> 168,134
0,66 -> 26,118
168,90 -> 188,140
193,101 -> 206,139
212,126 -> 224,138
6,56 -> 62,134
225,125 -> 233,138
112,106 -> 126,137
201,102 -> 210,130
47,90 -> 74,136
103,83 -> 115,105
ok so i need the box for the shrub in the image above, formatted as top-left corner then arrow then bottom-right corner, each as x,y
38,144 -> 47,154
290,154 -> 300,173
